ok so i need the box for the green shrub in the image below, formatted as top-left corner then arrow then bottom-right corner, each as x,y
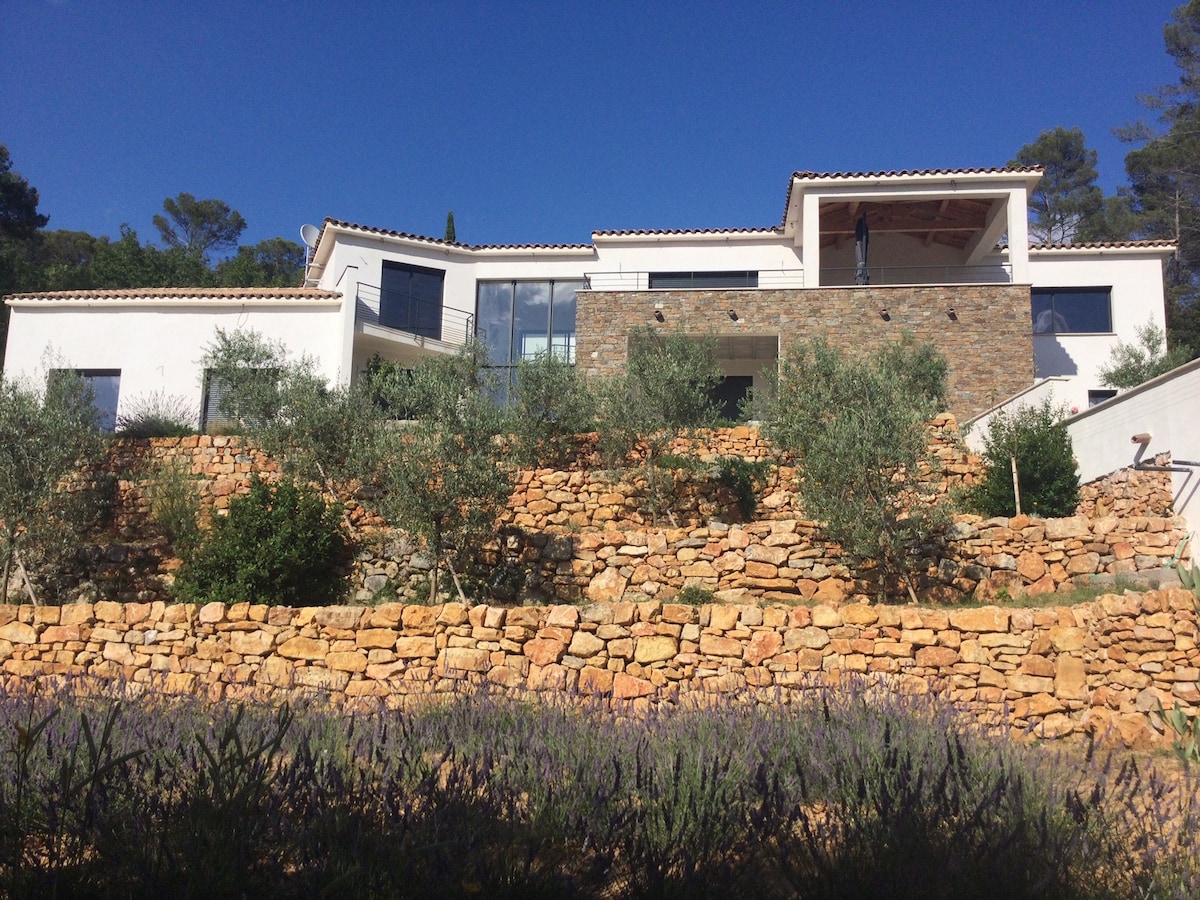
676,584 -> 715,605
115,391 -> 197,437
969,399 -> 1080,518
145,458 -> 200,555
174,476 -> 349,606
715,457 -> 772,520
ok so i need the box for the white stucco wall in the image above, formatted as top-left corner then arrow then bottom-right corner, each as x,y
3,298 -> 345,427
1066,357 -> 1200,535
1027,248 -> 1170,414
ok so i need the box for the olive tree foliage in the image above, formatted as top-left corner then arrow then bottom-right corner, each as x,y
968,399 -> 1080,519
760,335 -> 949,602
1099,319 -> 1193,389
0,371 -> 105,603
509,351 -> 598,469
595,327 -> 722,521
374,340 -> 514,601
199,328 -> 383,506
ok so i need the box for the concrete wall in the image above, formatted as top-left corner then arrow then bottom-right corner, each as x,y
1066,357 -> 1200,535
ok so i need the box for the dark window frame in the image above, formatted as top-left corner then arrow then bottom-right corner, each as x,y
380,260 -> 446,339
1031,287 -> 1113,335
50,368 -> 121,433
648,271 -> 759,289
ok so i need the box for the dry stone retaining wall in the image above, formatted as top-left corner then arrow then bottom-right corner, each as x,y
2,590 -> 1197,749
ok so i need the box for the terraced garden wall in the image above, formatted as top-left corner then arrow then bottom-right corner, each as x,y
2,589 -> 1197,749
80,422 -> 1181,608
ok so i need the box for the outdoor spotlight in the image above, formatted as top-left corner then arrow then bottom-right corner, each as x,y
947,308 -> 958,321
654,310 -> 665,323
728,309 -> 739,321
879,308 -> 891,321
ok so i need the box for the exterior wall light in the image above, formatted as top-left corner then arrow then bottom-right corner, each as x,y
728,309 -> 739,321
879,308 -> 891,321
654,310 -> 665,323
947,308 -> 958,320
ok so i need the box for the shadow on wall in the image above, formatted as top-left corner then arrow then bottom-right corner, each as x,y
1033,335 -> 1079,379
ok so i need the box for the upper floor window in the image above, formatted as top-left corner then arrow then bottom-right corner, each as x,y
1031,287 -> 1112,334
648,271 -> 759,289
380,261 -> 445,339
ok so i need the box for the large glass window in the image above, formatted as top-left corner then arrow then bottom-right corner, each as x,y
475,279 -> 582,390
1031,288 -> 1112,334
50,369 -> 120,432
648,271 -> 758,289
380,261 -> 445,339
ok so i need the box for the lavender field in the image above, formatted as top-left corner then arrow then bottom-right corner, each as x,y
0,680 -> 1196,899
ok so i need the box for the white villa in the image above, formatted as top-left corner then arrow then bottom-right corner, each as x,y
2,167 -> 1174,429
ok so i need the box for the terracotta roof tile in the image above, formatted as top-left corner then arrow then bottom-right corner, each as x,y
791,166 -> 1042,180
321,217 -> 592,251
592,226 -> 782,237
4,286 -> 339,302
1029,239 -> 1176,251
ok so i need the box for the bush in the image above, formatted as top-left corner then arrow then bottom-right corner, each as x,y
969,399 -> 1080,518
509,351 -> 597,469
761,336 -> 949,602
145,458 -> 200,555
114,391 -> 197,437
174,476 -> 349,606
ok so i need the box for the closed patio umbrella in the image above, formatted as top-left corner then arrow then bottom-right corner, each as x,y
854,212 -> 870,285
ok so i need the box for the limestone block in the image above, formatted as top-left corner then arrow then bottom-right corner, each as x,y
278,637 -> 330,660
0,622 -> 36,644
568,631 -> 606,658
230,631 -> 274,656
440,647 -> 491,673
524,638 -> 567,666
613,672 -> 655,699
327,651 -> 369,673
699,634 -> 743,658
634,635 -> 677,664
357,629 -> 399,650
294,667 -> 351,691
1055,656 -> 1088,701
948,607 -> 1010,633
385,636 -> 429,660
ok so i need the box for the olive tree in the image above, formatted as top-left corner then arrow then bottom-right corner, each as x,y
761,335 -> 949,602
0,372 -> 104,603
509,350 -> 598,469
199,328 -> 383,511
374,340 -> 515,601
595,327 -> 722,521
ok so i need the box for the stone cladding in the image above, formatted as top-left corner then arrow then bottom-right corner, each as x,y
575,285 -> 1034,420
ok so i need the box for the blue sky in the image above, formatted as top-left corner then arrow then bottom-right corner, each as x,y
0,1 -> 1185,250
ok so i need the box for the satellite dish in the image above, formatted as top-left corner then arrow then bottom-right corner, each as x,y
299,223 -> 320,248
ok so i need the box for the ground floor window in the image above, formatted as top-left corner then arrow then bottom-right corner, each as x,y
50,369 -> 120,432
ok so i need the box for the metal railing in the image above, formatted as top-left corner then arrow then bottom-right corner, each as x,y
583,269 -> 806,291
821,263 -> 1012,286
356,283 -> 474,345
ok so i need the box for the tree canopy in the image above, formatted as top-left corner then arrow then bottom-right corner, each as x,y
152,192 -> 247,260
1009,127 -> 1103,244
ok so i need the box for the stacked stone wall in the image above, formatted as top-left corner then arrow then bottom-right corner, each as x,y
2,590 -> 1197,749
68,426 -> 1184,608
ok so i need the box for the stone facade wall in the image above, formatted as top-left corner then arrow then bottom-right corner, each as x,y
575,284 -> 1034,420
2,590 -> 1197,749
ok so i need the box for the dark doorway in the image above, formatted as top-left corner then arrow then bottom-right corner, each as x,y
710,375 -> 753,422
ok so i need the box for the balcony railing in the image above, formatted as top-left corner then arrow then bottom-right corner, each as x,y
821,263 -> 1012,286
583,269 -> 806,291
356,284 -> 474,345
